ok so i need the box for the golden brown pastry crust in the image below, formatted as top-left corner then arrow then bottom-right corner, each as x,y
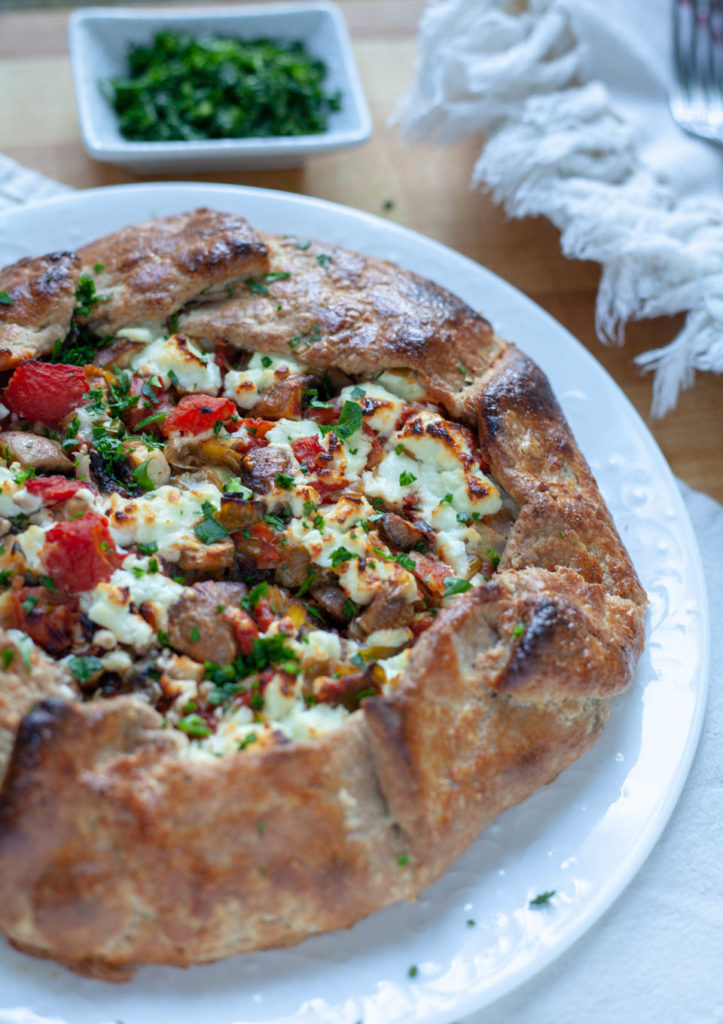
0,628 -> 75,786
0,211 -> 646,979
78,208 -> 269,336
179,232 -> 506,409
0,251 -> 80,370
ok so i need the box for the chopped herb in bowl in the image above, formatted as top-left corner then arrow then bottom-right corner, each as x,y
105,30 -> 342,142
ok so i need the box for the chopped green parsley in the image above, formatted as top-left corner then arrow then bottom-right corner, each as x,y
443,577 -> 472,596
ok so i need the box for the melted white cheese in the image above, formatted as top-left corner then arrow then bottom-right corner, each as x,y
79,556 -> 185,651
130,334 -> 221,394
340,382 -> 405,438
80,584 -> 154,649
0,466 -> 43,518
362,409 -> 501,574
16,524 -> 49,573
375,370 -> 427,401
105,482 -> 223,561
223,352 -> 302,410
286,497 -> 417,606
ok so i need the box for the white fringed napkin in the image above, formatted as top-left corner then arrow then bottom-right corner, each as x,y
0,154 -> 71,214
399,0 -> 723,415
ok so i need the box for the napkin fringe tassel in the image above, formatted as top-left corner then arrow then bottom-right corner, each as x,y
398,0 -> 723,415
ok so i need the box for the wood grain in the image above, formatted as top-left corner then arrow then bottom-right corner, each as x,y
0,3 -> 720,501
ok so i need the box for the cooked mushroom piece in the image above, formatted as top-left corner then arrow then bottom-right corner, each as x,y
312,668 -> 381,711
252,374 -> 318,420
242,446 -> 293,494
92,336 -> 144,369
165,437 -> 246,475
351,582 -> 415,637
275,546 -> 311,589
310,582 -> 350,623
0,431 -> 73,473
377,513 -> 430,552
167,581 -> 246,664
177,538 -> 236,573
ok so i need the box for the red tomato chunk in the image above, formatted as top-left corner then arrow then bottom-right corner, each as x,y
244,523 -> 283,567
124,374 -> 174,436
43,511 -> 123,593
291,435 -> 325,472
26,476 -> 84,504
9,587 -> 78,656
4,362 -> 89,425
161,394 -> 236,436
231,418 -> 275,450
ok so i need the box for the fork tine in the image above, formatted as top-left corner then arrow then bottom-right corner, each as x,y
697,0 -> 723,123
711,0 -> 723,101
673,0 -> 693,98
693,0 -> 714,94
671,0 -> 723,142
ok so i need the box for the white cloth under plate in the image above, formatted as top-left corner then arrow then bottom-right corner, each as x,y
0,153 -> 721,1024
399,0 -> 723,416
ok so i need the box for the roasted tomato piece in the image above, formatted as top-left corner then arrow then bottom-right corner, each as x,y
124,373 -> 174,436
411,553 -> 455,599
214,342 -> 235,374
161,394 -> 236,437
4,362 -> 89,426
314,478 -> 350,502
231,418 -> 275,448
290,435 -> 348,500
26,475 -> 84,504
253,597 -> 275,632
8,587 -> 78,656
363,424 -> 384,470
43,511 -> 123,593
291,435 -> 325,472
410,614 -> 436,637
305,404 -> 339,426
221,606 -> 259,656
235,522 -> 283,568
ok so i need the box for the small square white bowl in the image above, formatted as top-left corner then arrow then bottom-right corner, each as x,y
68,3 -> 372,173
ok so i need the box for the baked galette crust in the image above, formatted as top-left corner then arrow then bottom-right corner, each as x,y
0,211 -> 646,980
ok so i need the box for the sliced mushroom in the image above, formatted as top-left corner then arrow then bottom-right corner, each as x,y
0,431 -> 73,473
194,580 -> 248,606
352,582 -> 415,637
275,546 -> 311,590
167,581 -> 247,664
312,668 -> 381,711
242,446 -> 293,495
252,373 -> 318,420
92,336 -> 144,369
310,581 -> 350,623
377,513 -> 430,552
177,538 -> 235,573
88,449 -> 140,497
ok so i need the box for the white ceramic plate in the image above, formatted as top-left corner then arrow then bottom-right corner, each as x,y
0,184 -> 709,1024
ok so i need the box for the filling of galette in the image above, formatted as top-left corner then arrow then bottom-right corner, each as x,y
0,316 -> 514,757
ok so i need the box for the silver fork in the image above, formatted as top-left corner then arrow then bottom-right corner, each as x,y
670,0 -> 723,143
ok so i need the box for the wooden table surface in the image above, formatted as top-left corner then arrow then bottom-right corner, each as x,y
1,1 -> 721,502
